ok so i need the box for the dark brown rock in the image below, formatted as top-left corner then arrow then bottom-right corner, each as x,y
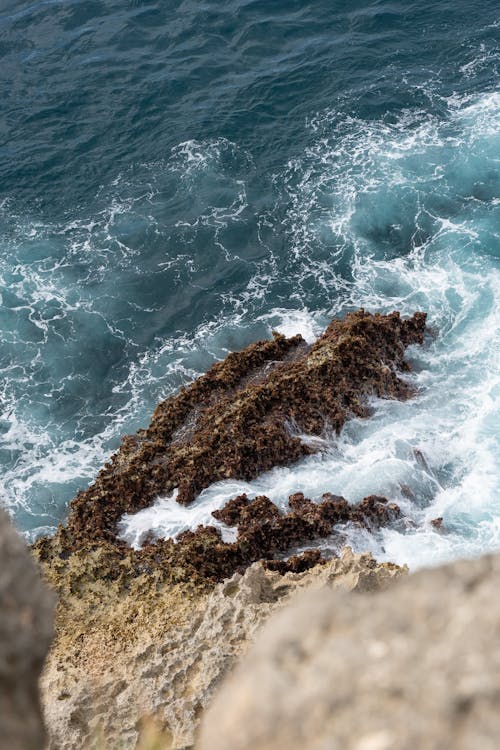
130,490 -> 402,583
431,516 -> 445,531
263,549 -> 326,575
34,309 -> 425,589
60,309 -> 425,551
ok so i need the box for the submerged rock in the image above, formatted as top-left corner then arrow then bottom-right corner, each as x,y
0,509 -> 54,750
199,552 -> 500,750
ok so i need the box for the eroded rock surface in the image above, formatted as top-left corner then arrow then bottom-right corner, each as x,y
36,309 -> 425,749
0,509 -> 54,750
41,549 -> 404,750
59,309 -> 426,552
36,309 -> 425,596
200,552 -> 500,750
172,491 -> 402,581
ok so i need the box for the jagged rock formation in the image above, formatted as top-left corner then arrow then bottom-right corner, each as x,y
35,489 -> 402,589
0,509 -> 54,750
36,309 -> 426,748
174,491 -> 402,581
199,552 -> 500,750
41,549 -> 404,750
36,309 -> 425,591
59,309 -> 426,552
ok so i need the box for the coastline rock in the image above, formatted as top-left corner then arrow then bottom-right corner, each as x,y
199,552 -> 500,750
35,489 -> 402,590
41,548 -> 404,749
35,309 -> 424,748
58,309 -> 425,552
0,509 -> 54,750
142,490 -> 401,583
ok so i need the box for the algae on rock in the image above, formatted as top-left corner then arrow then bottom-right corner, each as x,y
35,309 -> 427,749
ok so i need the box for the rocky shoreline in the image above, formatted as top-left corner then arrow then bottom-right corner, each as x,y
1,306 -> 498,748
29,309 -> 432,748
35,309 -> 426,586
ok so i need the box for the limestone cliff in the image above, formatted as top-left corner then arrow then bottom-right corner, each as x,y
41,549 -> 404,749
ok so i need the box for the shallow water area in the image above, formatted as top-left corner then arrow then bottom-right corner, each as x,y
0,0 -> 499,569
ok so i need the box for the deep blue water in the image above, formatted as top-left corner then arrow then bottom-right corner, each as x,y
1,0 -> 499,568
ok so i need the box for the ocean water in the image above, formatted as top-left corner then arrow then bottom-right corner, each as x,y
1,0 -> 498,569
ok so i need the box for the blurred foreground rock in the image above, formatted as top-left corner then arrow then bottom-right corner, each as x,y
0,509 -> 54,750
199,552 -> 500,750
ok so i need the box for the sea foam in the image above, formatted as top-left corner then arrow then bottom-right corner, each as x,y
120,91 -> 500,570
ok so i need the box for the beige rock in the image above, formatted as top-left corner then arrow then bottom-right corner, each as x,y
0,509 -> 54,750
41,548 -> 402,749
199,552 -> 500,750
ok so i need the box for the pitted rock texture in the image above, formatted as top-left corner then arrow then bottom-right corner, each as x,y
0,509 -> 54,750
59,309 -> 425,551
134,490 -> 402,584
172,491 -> 402,581
199,552 -> 500,750
41,548 -> 404,750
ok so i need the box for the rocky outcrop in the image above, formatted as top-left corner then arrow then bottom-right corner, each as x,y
36,309 -> 425,591
0,509 -> 54,750
35,488 -> 403,591
58,309 -> 425,553
199,552 -> 500,750
172,491 -> 401,581
35,309 -> 426,748
41,549 -> 404,749
146,490 -> 401,583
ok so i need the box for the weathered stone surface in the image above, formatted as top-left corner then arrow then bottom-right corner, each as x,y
35,489 -> 402,592
0,509 -> 54,750
199,552 -> 500,750
41,548 -> 404,749
35,310 -> 424,597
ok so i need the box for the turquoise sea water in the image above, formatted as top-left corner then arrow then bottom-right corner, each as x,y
1,0 -> 499,568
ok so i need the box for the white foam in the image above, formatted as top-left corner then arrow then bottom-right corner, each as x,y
119,90 -> 500,570
2,88 -> 499,567
118,489 -> 239,549
258,308 -> 323,343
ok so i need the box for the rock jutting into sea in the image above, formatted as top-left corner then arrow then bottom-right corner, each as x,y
33,308 -> 427,749
35,308 -> 426,588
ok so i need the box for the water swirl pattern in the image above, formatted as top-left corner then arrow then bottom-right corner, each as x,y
0,0 -> 499,569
